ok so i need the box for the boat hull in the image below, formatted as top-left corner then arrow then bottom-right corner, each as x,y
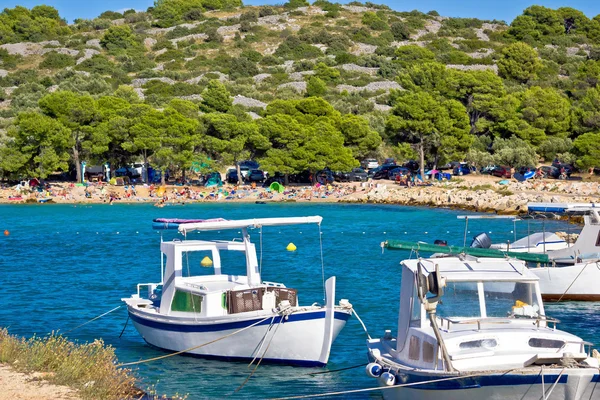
375,369 -> 600,400
128,307 -> 350,367
531,263 -> 600,301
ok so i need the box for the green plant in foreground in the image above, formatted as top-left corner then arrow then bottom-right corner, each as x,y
0,328 -> 141,399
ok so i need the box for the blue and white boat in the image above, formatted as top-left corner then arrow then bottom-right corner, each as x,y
122,216 -> 352,367
366,256 -> 599,399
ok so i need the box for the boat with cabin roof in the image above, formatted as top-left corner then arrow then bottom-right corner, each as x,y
365,256 -> 599,399
122,216 -> 352,367
384,203 -> 600,301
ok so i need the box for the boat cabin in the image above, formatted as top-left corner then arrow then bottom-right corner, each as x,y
391,257 -> 589,372
132,220 -> 310,319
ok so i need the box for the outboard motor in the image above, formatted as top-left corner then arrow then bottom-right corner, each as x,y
470,232 -> 491,248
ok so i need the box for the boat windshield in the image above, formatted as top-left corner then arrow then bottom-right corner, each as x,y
436,281 -> 541,320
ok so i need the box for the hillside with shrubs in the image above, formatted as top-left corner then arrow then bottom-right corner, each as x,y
1,0 -> 600,182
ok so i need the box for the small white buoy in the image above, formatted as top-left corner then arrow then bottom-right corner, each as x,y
425,232 -> 428,234
365,363 -> 382,378
380,371 -> 396,386
286,243 -> 297,251
116,232 -> 120,234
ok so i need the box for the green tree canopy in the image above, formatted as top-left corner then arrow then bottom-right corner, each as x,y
497,42 -> 542,83
200,80 -> 232,113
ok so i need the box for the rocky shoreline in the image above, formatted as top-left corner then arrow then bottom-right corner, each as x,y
341,176 -> 600,214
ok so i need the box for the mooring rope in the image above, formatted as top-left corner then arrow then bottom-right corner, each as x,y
117,316 -> 272,367
556,262 -> 597,303
62,305 -> 123,335
234,315 -> 287,394
306,363 -> 367,376
543,367 -> 566,398
118,314 -> 130,338
351,308 -> 372,340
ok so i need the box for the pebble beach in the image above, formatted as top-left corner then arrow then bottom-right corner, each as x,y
2,174 -> 599,213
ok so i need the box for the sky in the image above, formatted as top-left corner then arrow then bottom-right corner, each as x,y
2,0 -> 600,24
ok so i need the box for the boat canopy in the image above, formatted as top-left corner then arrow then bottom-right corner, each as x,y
384,239 -> 550,263
152,218 -> 226,230
402,257 -> 538,282
178,216 -> 323,234
527,202 -> 600,213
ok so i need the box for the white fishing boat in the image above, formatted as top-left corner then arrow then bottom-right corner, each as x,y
390,203 -> 600,301
366,256 -> 599,399
122,216 -> 353,367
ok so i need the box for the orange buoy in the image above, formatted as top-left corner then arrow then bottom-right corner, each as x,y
3,230 -> 9,236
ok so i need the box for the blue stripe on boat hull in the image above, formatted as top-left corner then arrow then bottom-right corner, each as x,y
129,309 -> 350,333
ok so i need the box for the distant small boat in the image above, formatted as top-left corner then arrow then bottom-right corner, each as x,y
123,216 -> 352,367
37,198 -> 51,203
366,256 -> 599,399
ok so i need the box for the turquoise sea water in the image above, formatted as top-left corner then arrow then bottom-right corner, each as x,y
1,203 -> 599,399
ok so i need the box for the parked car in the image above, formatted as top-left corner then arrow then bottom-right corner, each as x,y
289,170 -> 311,184
551,161 -> 574,176
389,167 -> 411,181
453,162 -> 475,176
383,158 -> 396,165
403,160 -> 419,172
245,169 -> 265,183
115,167 -> 142,179
372,164 -> 400,180
316,169 -> 335,185
348,167 -> 368,182
239,160 -> 259,169
361,158 -> 379,170
490,166 -> 511,178
539,165 -> 561,179
518,166 -> 536,175
333,171 -> 351,182
480,164 -> 497,174
225,168 -> 238,183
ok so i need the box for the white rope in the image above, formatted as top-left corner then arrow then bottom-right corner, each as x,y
556,262 -> 592,302
63,305 -> 123,334
248,314 -> 276,367
234,315 -> 286,393
117,316 -> 272,367
351,309 -> 372,340
541,365 -> 545,400
543,368 -> 566,398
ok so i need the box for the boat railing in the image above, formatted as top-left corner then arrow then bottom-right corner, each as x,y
137,282 -> 162,299
440,315 -> 560,332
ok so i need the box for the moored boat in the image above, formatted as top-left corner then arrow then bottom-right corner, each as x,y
122,216 -> 352,367
385,203 -> 600,301
365,256 -> 599,399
